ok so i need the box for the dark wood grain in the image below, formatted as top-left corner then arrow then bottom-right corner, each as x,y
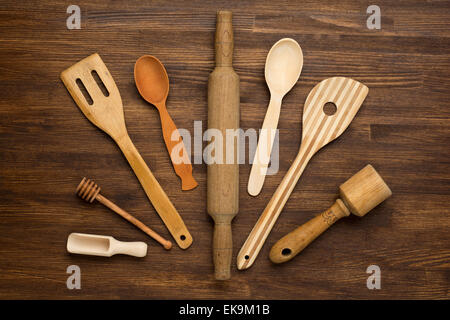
0,0 -> 448,299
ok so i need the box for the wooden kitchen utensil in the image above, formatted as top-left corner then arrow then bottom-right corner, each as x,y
207,10 -> 240,280
237,77 -> 369,270
248,38 -> 303,196
67,233 -> 148,257
76,177 -> 172,250
134,55 -> 198,191
270,165 -> 392,263
60,53 -> 192,249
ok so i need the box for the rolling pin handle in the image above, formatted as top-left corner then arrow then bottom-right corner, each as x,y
215,11 -> 233,67
212,217 -> 233,280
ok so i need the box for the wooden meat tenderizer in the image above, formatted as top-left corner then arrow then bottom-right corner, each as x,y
270,165 -> 392,264
77,178 -> 172,250
207,10 -> 240,280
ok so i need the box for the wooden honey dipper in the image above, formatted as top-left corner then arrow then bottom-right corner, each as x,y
76,178 -> 172,250
270,165 -> 392,264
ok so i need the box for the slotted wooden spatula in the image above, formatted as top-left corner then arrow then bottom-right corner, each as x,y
237,77 -> 369,269
60,53 -> 192,249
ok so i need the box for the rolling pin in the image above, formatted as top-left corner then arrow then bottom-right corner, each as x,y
270,165 -> 392,264
207,10 -> 240,280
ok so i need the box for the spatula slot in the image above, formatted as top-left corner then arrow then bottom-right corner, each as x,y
323,102 -> 337,116
91,70 -> 110,97
75,78 -> 93,105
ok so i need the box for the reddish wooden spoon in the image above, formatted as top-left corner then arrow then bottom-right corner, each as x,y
134,55 -> 197,191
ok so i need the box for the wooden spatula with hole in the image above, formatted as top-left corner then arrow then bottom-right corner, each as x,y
237,77 -> 369,269
60,53 -> 192,249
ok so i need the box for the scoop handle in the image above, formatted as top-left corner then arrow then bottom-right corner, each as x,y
157,102 -> 198,191
111,239 -> 148,257
269,200 -> 350,264
115,133 -> 193,249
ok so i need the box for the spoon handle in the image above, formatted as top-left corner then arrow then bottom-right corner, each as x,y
158,103 -> 198,191
115,133 -> 193,249
248,94 -> 282,196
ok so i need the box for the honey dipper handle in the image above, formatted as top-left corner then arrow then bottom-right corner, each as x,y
96,194 -> 172,250
269,200 -> 350,264
157,102 -> 198,191
115,134 -> 192,249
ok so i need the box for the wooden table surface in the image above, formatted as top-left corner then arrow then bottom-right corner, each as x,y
0,0 -> 449,299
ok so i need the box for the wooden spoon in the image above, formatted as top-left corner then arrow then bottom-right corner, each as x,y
248,38 -> 303,196
134,55 -> 198,191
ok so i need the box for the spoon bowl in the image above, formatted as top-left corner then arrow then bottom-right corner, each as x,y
134,55 -> 169,106
265,38 -> 303,96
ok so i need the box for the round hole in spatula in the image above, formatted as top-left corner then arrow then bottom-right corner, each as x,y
281,248 -> 292,256
323,102 -> 337,116
180,235 -> 186,241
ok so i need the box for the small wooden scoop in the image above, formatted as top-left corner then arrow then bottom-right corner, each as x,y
248,38 -> 303,196
67,233 -> 147,257
270,165 -> 392,263
237,77 -> 369,270
134,55 -> 198,191
60,53 -> 192,249
76,177 -> 172,250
